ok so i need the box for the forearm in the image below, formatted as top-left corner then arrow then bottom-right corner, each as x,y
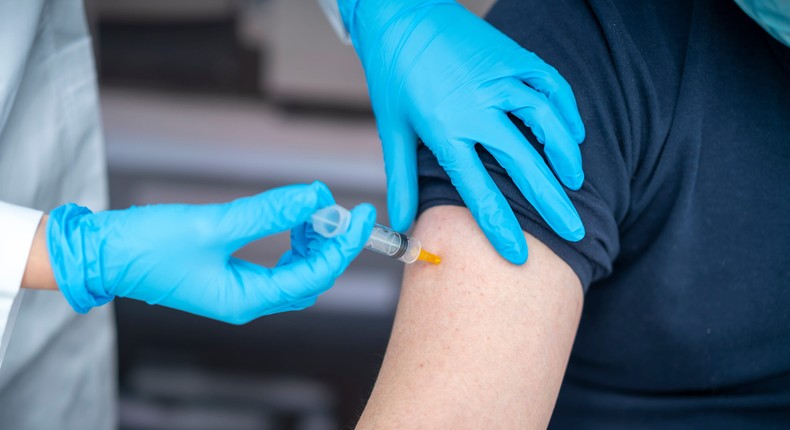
356,206 -> 583,429
21,215 -> 58,291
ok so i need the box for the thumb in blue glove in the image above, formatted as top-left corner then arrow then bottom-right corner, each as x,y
341,0 -> 586,264
47,181 -> 376,324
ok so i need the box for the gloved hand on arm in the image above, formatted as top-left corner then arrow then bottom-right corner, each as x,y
339,0 -> 587,264
45,182 -> 376,324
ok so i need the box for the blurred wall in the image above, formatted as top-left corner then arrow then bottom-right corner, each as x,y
262,0 -> 497,107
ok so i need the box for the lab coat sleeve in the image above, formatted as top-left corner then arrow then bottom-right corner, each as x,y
316,0 -> 352,44
0,201 -> 44,368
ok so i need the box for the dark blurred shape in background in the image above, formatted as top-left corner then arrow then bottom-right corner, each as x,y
86,0 -> 492,429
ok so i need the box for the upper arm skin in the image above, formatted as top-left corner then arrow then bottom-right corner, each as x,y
356,206 -> 583,429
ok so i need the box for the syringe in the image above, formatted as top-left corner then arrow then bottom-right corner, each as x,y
311,204 -> 441,265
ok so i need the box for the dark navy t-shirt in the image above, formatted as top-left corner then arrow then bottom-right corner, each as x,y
417,0 -> 790,427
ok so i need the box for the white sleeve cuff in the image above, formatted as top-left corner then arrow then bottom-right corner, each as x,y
317,0 -> 352,45
0,202 -> 44,367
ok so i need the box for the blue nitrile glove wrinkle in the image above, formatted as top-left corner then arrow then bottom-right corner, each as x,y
341,0 -> 587,264
48,203 -> 114,313
47,182 -> 376,323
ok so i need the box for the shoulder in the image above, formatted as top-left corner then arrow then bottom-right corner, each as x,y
480,0 -> 696,284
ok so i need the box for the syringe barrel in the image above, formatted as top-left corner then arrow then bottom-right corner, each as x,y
366,225 -> 421,264
311,204 -> 421,263
366,225 -> 405,257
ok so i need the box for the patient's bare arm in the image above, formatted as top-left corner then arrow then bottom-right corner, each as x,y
356,206 -> 583,429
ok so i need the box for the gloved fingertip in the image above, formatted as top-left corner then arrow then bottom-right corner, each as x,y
389,205 -> 415,232
352,202 -> 377,223
489,223 -> 529,265
555,216 -> 585,242
567,223 -> 586,242
561,171 -> 585,191
309,181 -> 334,205
572,124 -> 586,144
310,179 -> 328,189
391,218 -> 412,233
348,204 -> 377,245
387,193 -> 416,233
501,240 -> 529,265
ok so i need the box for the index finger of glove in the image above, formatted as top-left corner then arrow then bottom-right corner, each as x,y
217,181 -> 335,248
380,121 -> 419,232
501,84 -> 584,190
479,114 -> 584,242
268,203 -> 376,299
428,139 -> 529,264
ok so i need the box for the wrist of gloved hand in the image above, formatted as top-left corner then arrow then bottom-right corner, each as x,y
339,0 -> 458,48
47,203 -> 114,313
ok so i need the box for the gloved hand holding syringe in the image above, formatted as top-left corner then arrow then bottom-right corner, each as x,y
312,205 -> 441,265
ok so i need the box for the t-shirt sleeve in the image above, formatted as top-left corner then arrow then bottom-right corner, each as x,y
417,0 -> 658,290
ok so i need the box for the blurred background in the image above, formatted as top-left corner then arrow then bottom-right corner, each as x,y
85,0 -> 493,429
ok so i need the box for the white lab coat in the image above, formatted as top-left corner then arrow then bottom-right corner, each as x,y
0,1 -> 346,427
0,0 -> 115,427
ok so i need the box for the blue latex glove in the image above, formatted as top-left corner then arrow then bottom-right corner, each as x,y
340,0 -> 586,263
46,182 -> 376,324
